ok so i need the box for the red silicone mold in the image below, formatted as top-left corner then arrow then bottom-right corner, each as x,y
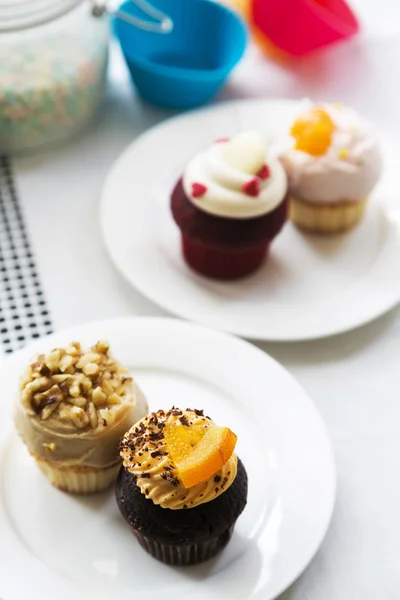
252,0 -> 359,57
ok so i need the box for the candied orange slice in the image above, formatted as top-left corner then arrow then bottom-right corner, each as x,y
165,421 -> 237,489
164,420 -> 209,462
291,108 -> 335,156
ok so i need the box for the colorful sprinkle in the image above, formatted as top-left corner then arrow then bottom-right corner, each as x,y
257,164 -> 270,180
215,138 -> 230,143
192,183 -> 208,198
0,15 -> 108,153
338,148 -> 349,160
242,178 -> 260,197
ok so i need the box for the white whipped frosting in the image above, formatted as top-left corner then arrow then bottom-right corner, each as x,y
281,103 -> 382,204
183,132 -> 288,219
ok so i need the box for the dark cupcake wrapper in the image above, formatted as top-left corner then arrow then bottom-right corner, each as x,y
133,524 -> 235,566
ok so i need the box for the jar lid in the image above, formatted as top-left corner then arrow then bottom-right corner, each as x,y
0,0 -> 82,30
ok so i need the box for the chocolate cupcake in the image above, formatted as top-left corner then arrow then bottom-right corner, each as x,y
14,341 -> 148,494
117,408 -> 248,565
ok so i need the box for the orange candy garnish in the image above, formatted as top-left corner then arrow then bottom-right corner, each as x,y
165,421 -> 237,489
291,108 -> 335,156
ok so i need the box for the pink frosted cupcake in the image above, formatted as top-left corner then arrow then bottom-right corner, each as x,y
281,102 -> 382,233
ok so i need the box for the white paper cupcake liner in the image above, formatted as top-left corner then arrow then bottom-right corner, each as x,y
35,458 -> 120,494
290,195 -> 367,233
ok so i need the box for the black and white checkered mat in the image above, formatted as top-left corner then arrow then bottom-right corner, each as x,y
0,156 -> 53,354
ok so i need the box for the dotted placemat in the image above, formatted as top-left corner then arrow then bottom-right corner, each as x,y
0,156 -> 53,354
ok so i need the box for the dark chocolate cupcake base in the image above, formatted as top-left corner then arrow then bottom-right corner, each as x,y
116,458 -> 248,566
134,525 -> 234,566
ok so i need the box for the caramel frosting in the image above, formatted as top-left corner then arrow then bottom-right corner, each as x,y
14,341 -> 148,469
120,408 -> 238,510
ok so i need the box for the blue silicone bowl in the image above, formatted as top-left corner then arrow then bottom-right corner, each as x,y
115,0 -> 248,109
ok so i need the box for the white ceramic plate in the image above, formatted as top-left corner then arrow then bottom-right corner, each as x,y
100,99 -> 400,341
0,317 -> 335,600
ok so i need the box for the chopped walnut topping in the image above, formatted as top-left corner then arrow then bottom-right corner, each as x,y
87,402 -> 98,429
67,396 -> 87,408
92,386 -> 107,406
83,363 -> 99,376
59,354 -> 74,373
21,341 -> 132,431
107,393 -> 122,405
70,406 -> 90,429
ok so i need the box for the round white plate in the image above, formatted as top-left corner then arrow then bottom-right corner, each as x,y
0,317 -> 335,600
100,99 -> 400,341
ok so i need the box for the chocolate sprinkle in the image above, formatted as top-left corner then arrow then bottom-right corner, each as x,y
149,431 -> 164,441
151,450 -> 163,459
171,409 -> 182,416
120,407 -> 230,496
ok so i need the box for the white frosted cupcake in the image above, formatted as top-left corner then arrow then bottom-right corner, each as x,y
281,102 -> 382,233
14,341 -> 148,494
171,132 -> 288,279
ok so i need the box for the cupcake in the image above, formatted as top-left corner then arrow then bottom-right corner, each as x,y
14,341 -> 148,494
116,408 -> 248,565
171,132 -> 288,279
281,102 -> 382,233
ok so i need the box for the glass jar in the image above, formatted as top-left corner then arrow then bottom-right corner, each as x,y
0,0 -> 110,153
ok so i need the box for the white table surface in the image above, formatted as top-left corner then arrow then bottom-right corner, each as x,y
6,0 -> 400,597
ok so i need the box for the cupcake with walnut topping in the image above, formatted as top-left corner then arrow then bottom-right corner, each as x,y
14,341 -> 148,494
116,408 -> 248,566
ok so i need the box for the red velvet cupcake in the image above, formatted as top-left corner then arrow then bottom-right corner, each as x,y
171,132 -> 289,280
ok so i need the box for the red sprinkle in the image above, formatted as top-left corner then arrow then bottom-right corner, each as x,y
192,183 -> 207,198
215,138 -> 229,143
257,164 -> 270,180
242,178 -> 260,197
